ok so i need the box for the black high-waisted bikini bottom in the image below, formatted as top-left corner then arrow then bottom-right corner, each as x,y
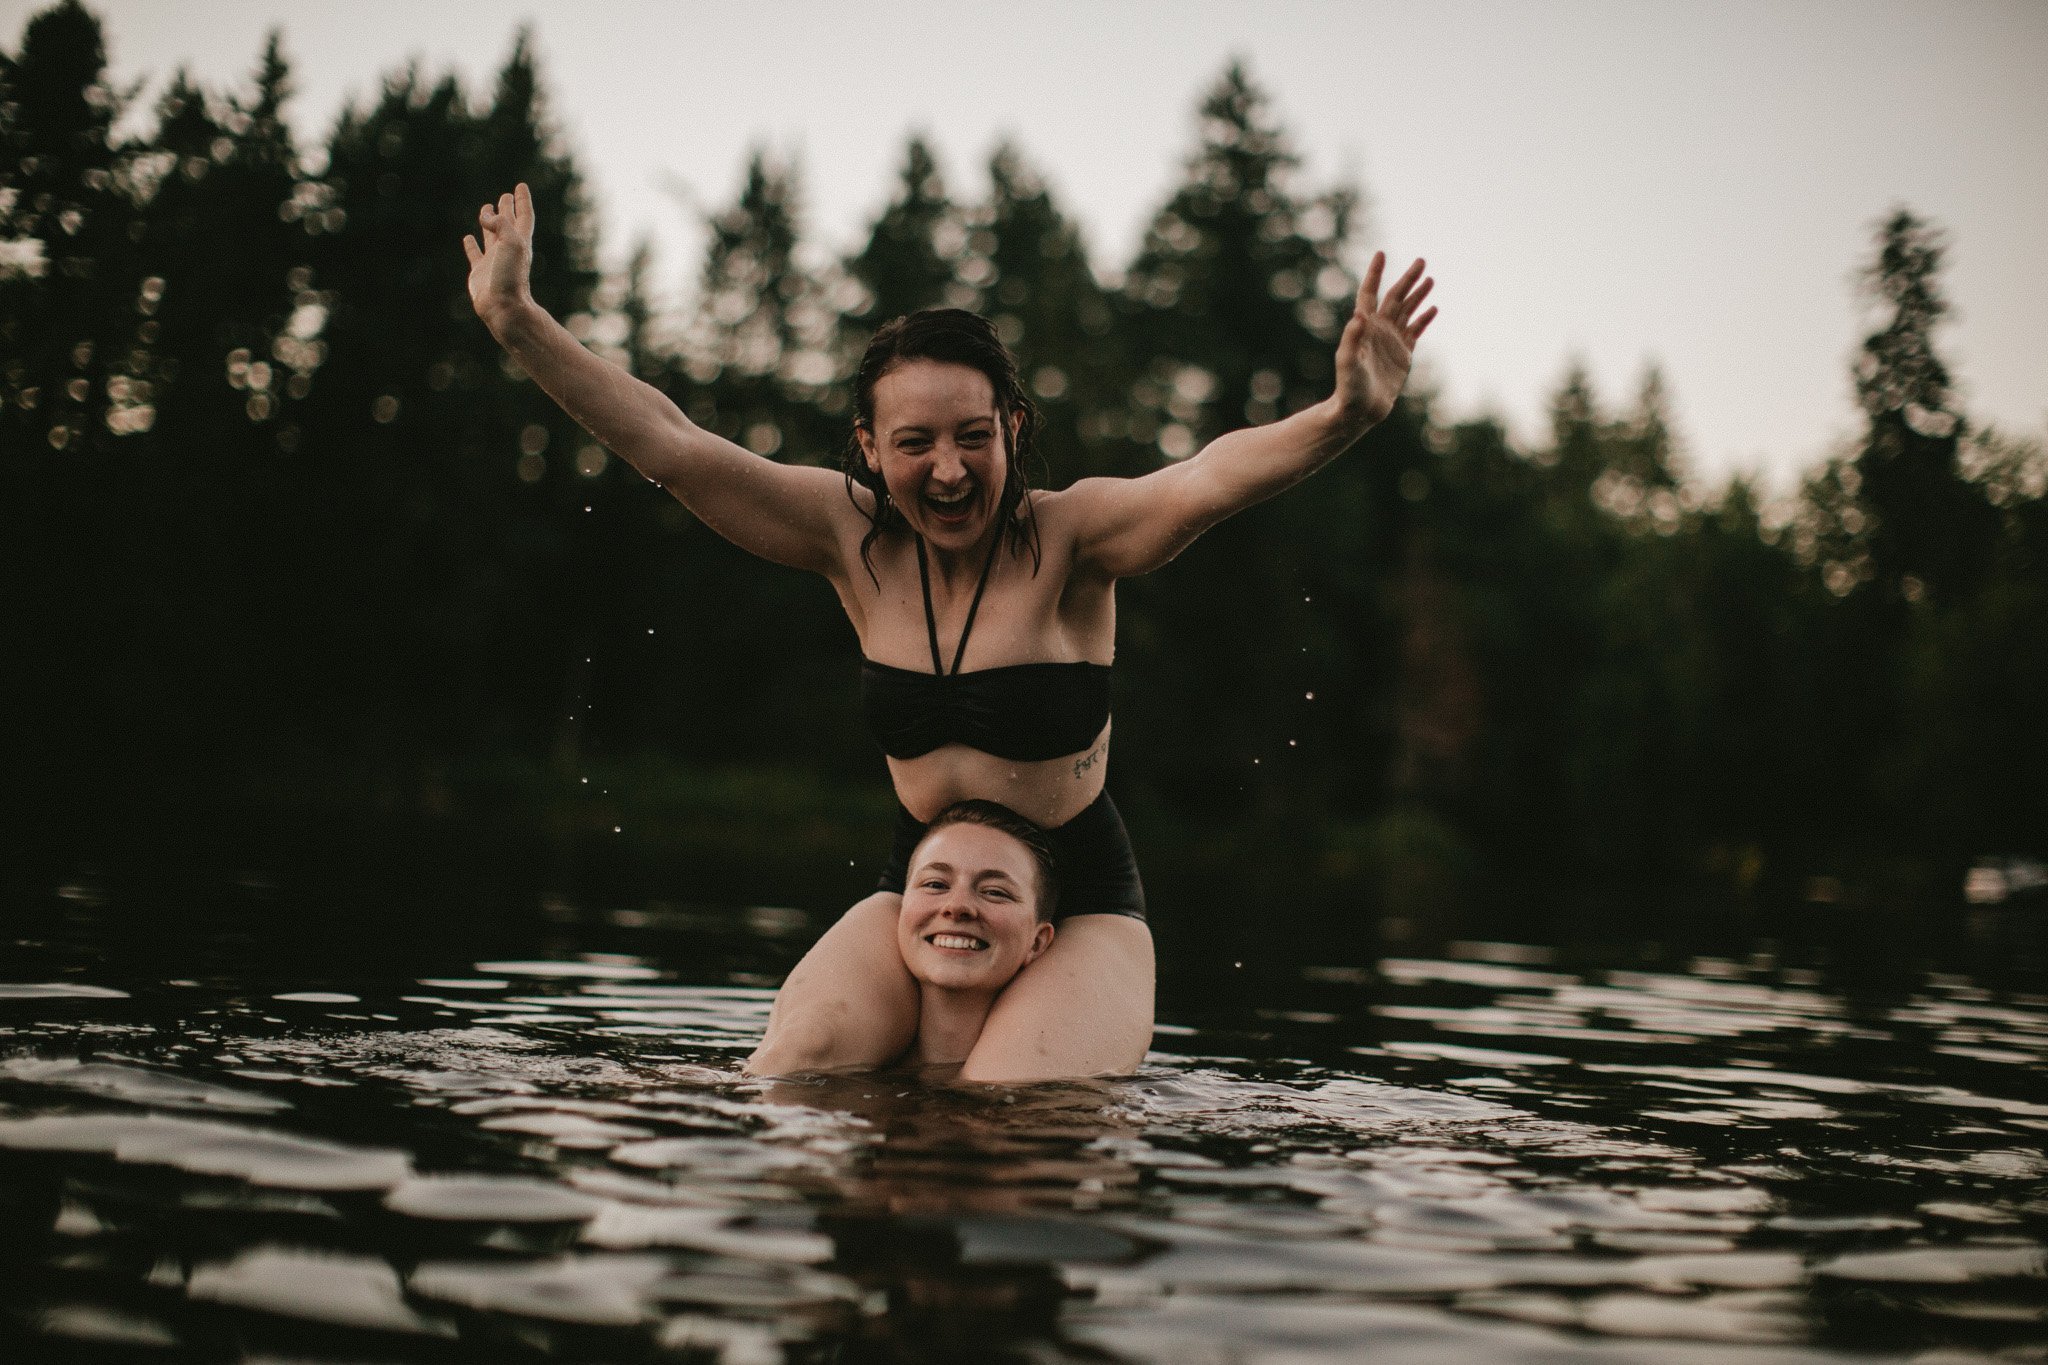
875,789 -> 1147,923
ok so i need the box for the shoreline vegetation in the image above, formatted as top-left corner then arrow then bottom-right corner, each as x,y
4,2 -> 2043,921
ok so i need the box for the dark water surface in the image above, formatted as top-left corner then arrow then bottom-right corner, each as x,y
5,869 -> 2047,1363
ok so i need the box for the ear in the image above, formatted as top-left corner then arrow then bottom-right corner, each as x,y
1026,920 -> 1054,964
856,423 -> 880,474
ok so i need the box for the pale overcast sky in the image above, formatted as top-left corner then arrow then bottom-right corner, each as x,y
16,0 -> 2047,492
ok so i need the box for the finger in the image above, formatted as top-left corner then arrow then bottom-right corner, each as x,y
515,181 -> 533,227
463,234 -> 482,266
1393,276 -> 1434,326
1333,308 -> 1364,361
1381,257 -> 1426,314
1357,251 -> 1385,315
1407,306 -> 1439,344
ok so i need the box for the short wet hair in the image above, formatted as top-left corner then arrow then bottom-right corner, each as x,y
913,799 -> 1059,922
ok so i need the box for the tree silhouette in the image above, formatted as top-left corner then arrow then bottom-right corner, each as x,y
972,141 -> 1120,489
1116,61 -> 1404,833
4,6 -> 2040,904
841,136 -> 961,346
0,0 -> 136,462
1847,209 -> 1996,606
0,0 -> 146,834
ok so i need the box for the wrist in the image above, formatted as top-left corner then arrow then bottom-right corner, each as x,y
1316,393 -> 1377,446
481,293 -> 544,345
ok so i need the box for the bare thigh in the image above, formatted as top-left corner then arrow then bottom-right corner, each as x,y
744,891 -> 915,1076
959,915 -> 1155,1084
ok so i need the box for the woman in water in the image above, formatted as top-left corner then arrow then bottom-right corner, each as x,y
888,799 -> 1061,1072
465,183 -> 1435,1083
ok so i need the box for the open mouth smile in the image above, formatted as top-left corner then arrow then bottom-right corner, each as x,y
927,932 -> 989,952
922,486 -> 976,520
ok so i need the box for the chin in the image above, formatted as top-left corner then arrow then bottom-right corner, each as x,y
914,956 -> 1003,992
919,515 -> 986,546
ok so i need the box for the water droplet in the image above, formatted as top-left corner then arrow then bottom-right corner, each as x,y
1305,692 -> 1314,700
612,826 -> 621,834
1289,740 -> 1298,747
1234,961 -> 1244,969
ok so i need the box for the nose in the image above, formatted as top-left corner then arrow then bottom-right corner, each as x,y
931,443 -> 968,485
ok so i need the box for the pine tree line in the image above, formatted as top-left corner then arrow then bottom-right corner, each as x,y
3,3 -> 2042,907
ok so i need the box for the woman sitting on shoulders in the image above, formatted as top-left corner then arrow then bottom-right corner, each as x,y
465,183 -> 1435,1082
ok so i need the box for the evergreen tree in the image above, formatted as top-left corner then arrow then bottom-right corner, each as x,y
301,32 -> 601,763
1847,209 -> 1996,604
635,148 -> 860,777
0,0 -> 145,827
974,141 -> 1120,489
1114,62 -> 1411,834
1544,361 -> 1603,487
1122,62 -> 1360,446
1912,425 -> 2048,861
120,35 -> 319,763
0,0 -> 135,462
1618,367 -> 1682,492
692,151 -> 806,385
840,136 -> 961,346
686,148 -> 835,459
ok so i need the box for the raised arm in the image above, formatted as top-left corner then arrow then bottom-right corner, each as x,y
465,184 -> 852,576
1067,252 -> 1436,580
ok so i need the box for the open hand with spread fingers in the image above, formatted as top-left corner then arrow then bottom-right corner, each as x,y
1332,252 -> 1437,428
463,183 -> 537,332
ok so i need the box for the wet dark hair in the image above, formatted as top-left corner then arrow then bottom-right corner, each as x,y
913,799 -> 1059,922
842,308 -> 1043,585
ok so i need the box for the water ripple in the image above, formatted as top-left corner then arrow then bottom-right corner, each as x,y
3,915 -> 2044,1361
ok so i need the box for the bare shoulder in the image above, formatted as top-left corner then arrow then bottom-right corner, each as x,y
1023,483 -> 1100,567
1039,471 -> 1190,530
1031,470 -> 1202,583
1030,478 -> 1137,544
1026,484 -> 1121,603
1039,476 -> 1130,515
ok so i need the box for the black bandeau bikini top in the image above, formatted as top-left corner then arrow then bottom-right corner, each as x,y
860,534 -> 1112,763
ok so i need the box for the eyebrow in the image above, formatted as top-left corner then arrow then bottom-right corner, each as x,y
886,417 -> 996,439
910,859 -> 1021,888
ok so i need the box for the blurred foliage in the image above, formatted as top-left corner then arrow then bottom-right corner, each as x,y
3,3 -> 2042,910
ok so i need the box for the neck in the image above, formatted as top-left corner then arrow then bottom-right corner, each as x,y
909,982 -> 999,1067
922,524 -> 1002,587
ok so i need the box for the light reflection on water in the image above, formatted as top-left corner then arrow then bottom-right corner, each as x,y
3,893 -> 2046,1363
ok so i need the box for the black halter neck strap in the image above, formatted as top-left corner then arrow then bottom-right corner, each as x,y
915,531 -> 1004,676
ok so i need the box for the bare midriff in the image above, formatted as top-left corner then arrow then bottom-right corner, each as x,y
885,720 -> 1111,828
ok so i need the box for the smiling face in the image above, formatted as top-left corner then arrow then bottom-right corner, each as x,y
896,822 -> 1055,997
857,359 -> 1018,554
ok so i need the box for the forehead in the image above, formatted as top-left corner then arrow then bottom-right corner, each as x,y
911,822 -> 1036,884
871,360 -> 998,430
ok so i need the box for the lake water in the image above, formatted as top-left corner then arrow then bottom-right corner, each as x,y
4,865 -> 2046,1362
